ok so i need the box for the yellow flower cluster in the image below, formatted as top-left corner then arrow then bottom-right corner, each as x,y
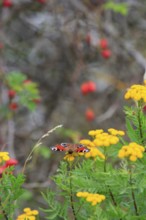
93,133 -> 119,147
118,142 -> 145,161
80,139 -> 104,159
108,128 -> 125,136
76,192 -> 106,206
0,152 -> 10,163
84,148 -> 105,159
124,84 -> 146,102
64,152 -> 77,162
16,208 -> 39,220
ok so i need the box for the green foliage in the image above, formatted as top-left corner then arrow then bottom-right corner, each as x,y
104,1 -> 128,15
41,94 -> 146,219
124,106 -> 146,145
6,71 -> 27,91
0,168 -> 25,220
5,71 -> 40,111
41,190 -> 68,220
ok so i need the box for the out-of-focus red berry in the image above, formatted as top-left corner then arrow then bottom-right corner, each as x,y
8,90 -> 16,99
88,81 -> 96,92
5,158 -> 18,167
85,108 -> 95,121
85,34 -> 91,45
99,38 -> 108,49
81,83 -> 90,95
9,102 -> 18,110
101,49 -> 112,59
81,81 -> 96,95
2,0 -> 13,7
37,0 -> 46,3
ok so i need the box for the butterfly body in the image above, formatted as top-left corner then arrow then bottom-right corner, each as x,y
51,143 -> 89,154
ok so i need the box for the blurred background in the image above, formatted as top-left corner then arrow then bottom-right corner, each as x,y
0,0 -> 146,218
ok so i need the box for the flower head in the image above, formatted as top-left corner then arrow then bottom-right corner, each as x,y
84,147 -> 105,159
124,84 -> 146,102
0,152 -> 10,163
118,142 -> 145,161
93,131 -> 120,147
108,128 -> 125,136
16,208 -> 39,220
64,152 -> 77,162
76,191 -> 106,206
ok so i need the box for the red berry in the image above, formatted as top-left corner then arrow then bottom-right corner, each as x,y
81,83 -> 90,95
99,39 -> 108,49
8,90 -> 16,99
87,81 -> 96,92
9,102 -> 18,110
2,0 -> 13,7
37,0 -> 46,3
85,109 -> 95,121
5,158 -> 18,167
81,81 -> 96,95
101,49 -> 112,59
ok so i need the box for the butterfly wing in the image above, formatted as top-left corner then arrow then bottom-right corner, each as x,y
75,144 -> 90,153
51,143 -> 89,153
51,144 -> 66,152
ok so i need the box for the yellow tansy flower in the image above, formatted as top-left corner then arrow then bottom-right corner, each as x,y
80,139 -> 95,148
88,129 -> 103,136
93,132 -> 120,147
76,191 -> 106,206
124,84 -> 146,102
0,152 -> 10,163
16,208 -> 39,220
64,153 -> 77,162
108,128 -> 125,136
118,142 -> 145,161
85,148 -> 105,160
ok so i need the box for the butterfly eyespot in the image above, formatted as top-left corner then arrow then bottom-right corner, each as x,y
51,146 -> 57,151
77,144 -> 84,148
83,149 -> 89,152
61,143 -> 68,147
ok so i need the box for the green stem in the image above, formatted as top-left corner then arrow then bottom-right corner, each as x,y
129,171 -> 139,216
137,105 -> 144,146
103,149 -> 122,220
0,198 -> 8,220
68,163 -> 77,220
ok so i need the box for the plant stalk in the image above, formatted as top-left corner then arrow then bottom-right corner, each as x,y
0,198 -> 8,220
69,163 -> 77,220
129,171 -> 139,216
